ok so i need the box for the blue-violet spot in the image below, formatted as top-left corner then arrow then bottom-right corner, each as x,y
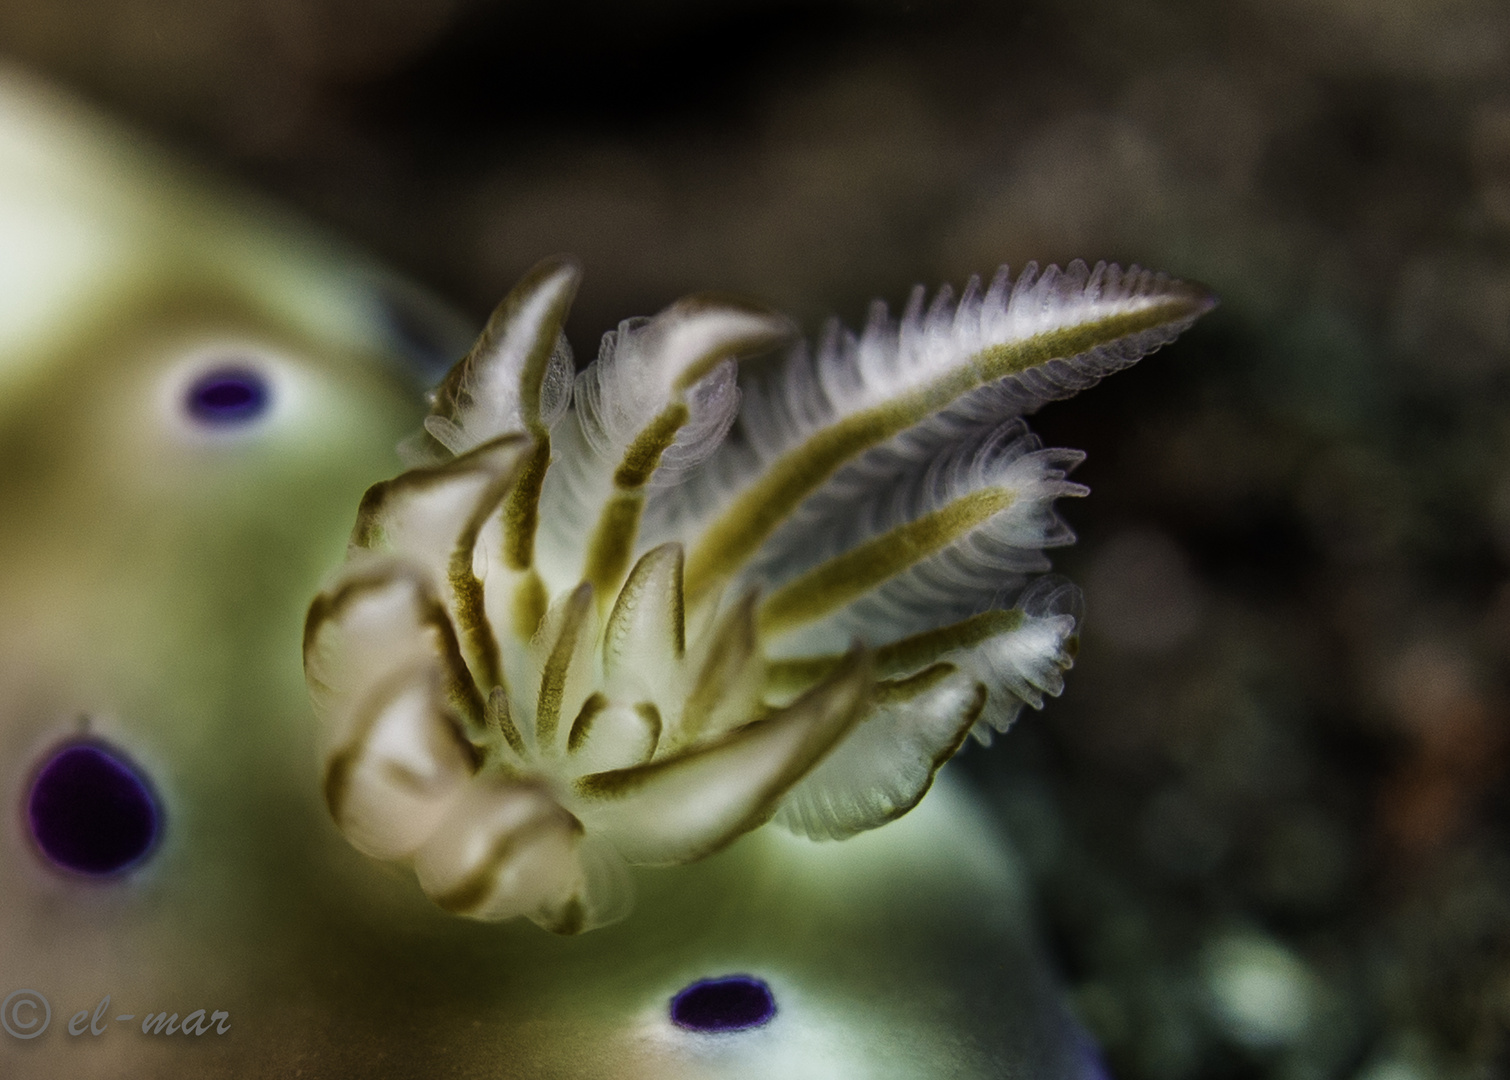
185,366 -> 270,426
27,740 -> 162,875
671,976 -> 776,1032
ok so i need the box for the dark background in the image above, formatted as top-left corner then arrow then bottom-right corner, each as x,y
4,1 -> 1508,1076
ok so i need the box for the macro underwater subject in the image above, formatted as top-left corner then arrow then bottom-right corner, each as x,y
0,64 -> 1212,1078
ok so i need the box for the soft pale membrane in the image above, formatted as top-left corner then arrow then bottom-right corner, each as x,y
0,64 -> 1208,1078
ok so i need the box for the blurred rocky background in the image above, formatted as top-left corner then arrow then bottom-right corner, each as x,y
2,0 -> 1508,1076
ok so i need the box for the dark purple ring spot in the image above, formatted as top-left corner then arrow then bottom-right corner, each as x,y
26,740 -> 162,876
185,366 -> 271,425
670,975 -> 776,1033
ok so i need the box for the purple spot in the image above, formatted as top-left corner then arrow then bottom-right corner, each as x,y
670,976 -> 775,1033
185,367 -> 270,425
26,740 -> 162,876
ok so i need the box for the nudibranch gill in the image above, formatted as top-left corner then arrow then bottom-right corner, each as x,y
304,255 -> 1215,933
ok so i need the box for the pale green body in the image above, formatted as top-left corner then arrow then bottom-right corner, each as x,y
0,67 -> 1092,1078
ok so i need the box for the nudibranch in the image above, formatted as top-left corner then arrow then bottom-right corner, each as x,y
305,255 -> 1214,932
0,61 -> 1218,1077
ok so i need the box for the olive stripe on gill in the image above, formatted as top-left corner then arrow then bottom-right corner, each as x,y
486,686 -> 528,760
429,256 -> 576,443
787,676 -> 990,836
567,693 -> 608,753
873,662 -> 968,705
683,298 -> 1205,602
502,441 -> 552,571
635,703 -> 664,759
447,464 -> 522,695
582,403 -> 689,600
756,487 -> 1016,636
764,608 -> 1026,694
575,302 -> 787,603
567,697 -> 661,760
490,267 -> 576,625
347,435 -> 529,695
582,496 -> 648,603
604,545 -> 687,669
867,680 -> 988,830
503,443 -> 552,641
569,653 -> 872,869
431,812 -> 585,916
348,433 -> 529,551
540,896 -> 587,937
431,259 -> 575,616
599,652 -> 865,807
322,663 -> 480,827
675,591 -> 758,751
665,296 -> 790,392
922,678 -> 989,770
304,568 -> 488,737
510,262 -> 578,433
536,583 -> 594,748
512,571 -> 550,642
614,404 -> 693,488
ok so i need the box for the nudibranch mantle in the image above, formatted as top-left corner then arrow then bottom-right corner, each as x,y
304,255 -> 1214,933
